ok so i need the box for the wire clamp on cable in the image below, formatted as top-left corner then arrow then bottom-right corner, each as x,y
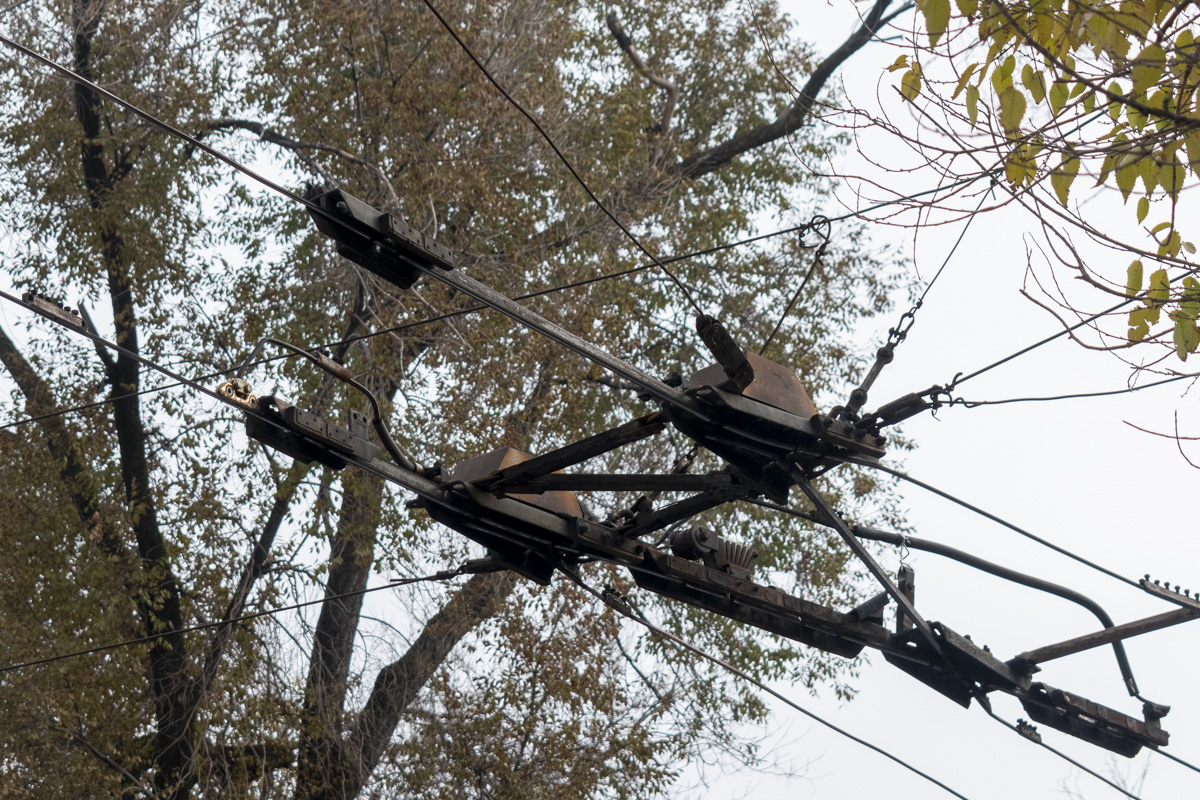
1015,718 -> 1042,743
601,584 -> 637,618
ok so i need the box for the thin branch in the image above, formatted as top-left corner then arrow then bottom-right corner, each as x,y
606,11 -> 679,133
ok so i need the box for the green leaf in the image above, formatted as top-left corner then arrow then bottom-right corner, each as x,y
1131,44 -> 1166,95
1137,197 -> 1150,223
998,87 -> 1026,134
966,85 -> 980,126
955,0 -> 978,14
1005,148 -> 1037,185
1127,259 -> 1144,297
1052,155 -> 1079,205
992,56 -> 1016,93
1159,157 -> 1186,200
1108,81 -> 1124,120
1139,156 -> 1159,194
1128,306 -> 1152,341
917,0 -> 952,46
1021,65 -> 1046,104
1049,80 -> 1069,113
1128,102 -> 1148,130
1186,132 -> 1200,178
887,55 -> 910,73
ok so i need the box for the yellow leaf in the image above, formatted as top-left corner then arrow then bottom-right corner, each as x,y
953,63 -> 978,99
1160,158 -> 1186,200
887,55 -> 910,73
966,84 -> 980,126
1139,156 -> 1159,194
955,0 -> 978,14
1127,259 -> 1143,297
917,0 -> 952,46
1149,268 -> 1170,302
1108,81 -> 1124,120
1052,155 -> 1079,206
998,87 -> 1026,134
1131,45 -> 1166,95
1137,196 -> 1150,223
1116,163 -> 1138,201
1049,80 -> 1068,113
1186,132 -> 1200,178
900,68 -> 922,101
1021,65 -> 1046,104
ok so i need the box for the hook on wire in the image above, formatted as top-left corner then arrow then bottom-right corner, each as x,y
759,215 -> 833,357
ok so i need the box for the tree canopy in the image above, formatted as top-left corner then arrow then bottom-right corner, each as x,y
0,2 -> 908,798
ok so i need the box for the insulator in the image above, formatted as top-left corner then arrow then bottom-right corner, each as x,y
723,541 -> 759,572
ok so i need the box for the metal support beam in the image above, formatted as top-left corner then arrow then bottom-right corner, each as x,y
622,487 -> 749,538
1014,607 -> 1199,667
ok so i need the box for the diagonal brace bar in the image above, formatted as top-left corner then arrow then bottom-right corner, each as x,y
1014,607 -> 1199,666
480,413 -> 666,490
791,469 -> 941,654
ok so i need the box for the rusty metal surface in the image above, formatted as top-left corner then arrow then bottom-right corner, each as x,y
1020,683 -> 1169,757
689,350 -> 817,418
451,446 -> 583,518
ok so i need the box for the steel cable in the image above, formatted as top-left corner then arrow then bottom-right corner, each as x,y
559,565 -> 974,800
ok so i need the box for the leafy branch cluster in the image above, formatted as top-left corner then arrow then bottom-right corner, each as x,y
898,0 -> 1200,360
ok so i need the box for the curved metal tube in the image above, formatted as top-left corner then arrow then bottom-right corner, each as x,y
851,524 -> 1140,697
235,337 -> 423,474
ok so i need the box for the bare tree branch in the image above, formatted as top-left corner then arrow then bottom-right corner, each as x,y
674,0 -> 900,179
606,11 -> 679,134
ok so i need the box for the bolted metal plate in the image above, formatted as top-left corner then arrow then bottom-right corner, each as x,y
689,350 -> 817,418
451,447 -> 583,518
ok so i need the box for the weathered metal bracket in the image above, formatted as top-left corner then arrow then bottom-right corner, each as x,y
1018,683 -> 1169,757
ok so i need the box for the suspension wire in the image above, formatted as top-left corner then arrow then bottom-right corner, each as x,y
558,565 -> 973,800
981,706 -> 1145,800
943,298 -> 1132,393
759,216 -> 830,356
885,182 -> 996,348
0,170 -> 990,435
0,33 -> 323,217
415,0 -> 704,317
839,183 -> 996,422
950,370 -> 1200,407
1150,745 -> 1200,774
0,289 -> 258,413
0,568 -> 472,675
847,456 -> 1145,591
916,181 -> 995,308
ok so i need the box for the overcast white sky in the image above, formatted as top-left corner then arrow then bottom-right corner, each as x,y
694,2 -> 1200,798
